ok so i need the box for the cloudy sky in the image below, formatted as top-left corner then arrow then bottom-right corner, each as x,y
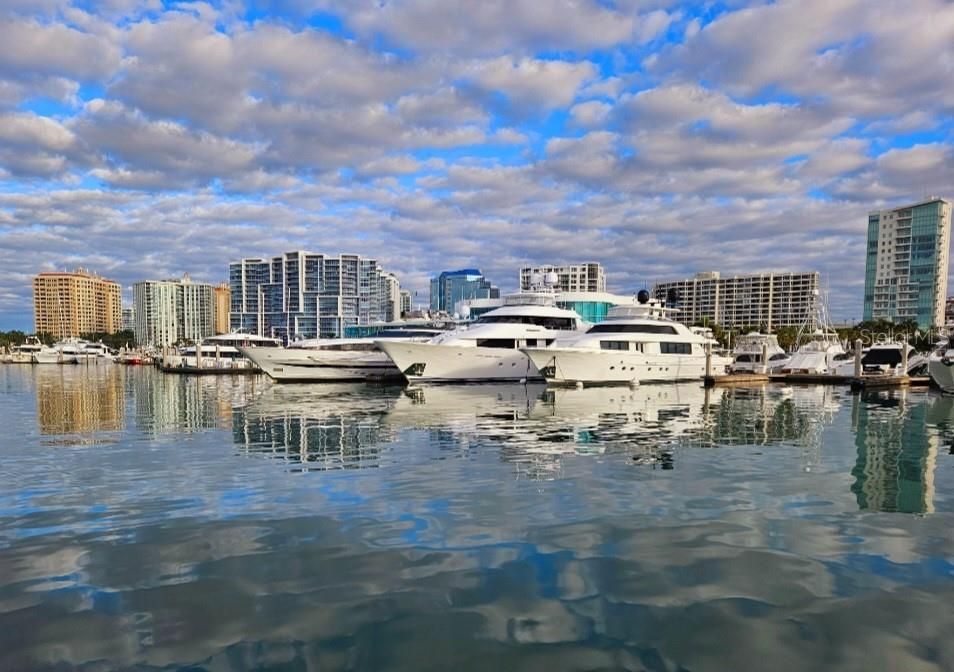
1,0 -> 953,329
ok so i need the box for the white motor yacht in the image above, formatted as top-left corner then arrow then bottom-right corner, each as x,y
779,329 -> 847,374
521,293 -> 733,386
240,326 -> 448,382
729,332 -> 790,373
832,341 -> 925,377
160,333 -> 282,370
376,288 -> 588,383
928,337 -> 954,393
3,337 -> 43,363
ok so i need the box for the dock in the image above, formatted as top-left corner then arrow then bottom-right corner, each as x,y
704,373 -> 770,388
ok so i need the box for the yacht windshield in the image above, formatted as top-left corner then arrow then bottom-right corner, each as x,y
475,315 -> 575,329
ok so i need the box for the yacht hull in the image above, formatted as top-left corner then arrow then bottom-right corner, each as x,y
522,348 -> 728,385
378,341 -> 539,383
32,351 -> 77,364
240,346 -> 400,382
929,354 -> 954,393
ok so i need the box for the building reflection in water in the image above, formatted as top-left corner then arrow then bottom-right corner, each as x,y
851,390 -> 941,514
233,382 -> 839,479
35,364 -> 125,436
133,370 -> 258,435
234,384 -> 402,471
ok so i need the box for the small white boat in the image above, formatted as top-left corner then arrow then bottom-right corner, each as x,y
729,332 -> 790,373
521,294 -> 733,386
32,345 -> 76,364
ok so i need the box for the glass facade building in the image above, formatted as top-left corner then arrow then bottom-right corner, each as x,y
133,276 -> 215,347
229,251 -> 400,340
863,198 -> 951,329
429,269 -> 499,313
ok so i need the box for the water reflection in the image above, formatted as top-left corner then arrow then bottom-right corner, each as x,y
35,364 -> 125,438
851,390 -> 943,514
234,383 -> 841,478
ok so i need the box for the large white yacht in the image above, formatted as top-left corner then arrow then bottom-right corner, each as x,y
729,332 -> 790,373
376,284 -> 588,383
240,326 -> 448,382
521,293 -> 733,385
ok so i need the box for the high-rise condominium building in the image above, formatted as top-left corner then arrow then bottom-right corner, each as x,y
33,268 -> 122,339
121,307 -> 135,332
133,275 -> 215,347
213,283 -> 230,334
429,269 -> 499,313
652,271 -> 819,330
519,263 -> 606,293
400,290 -> 412,317
229,251 -> 400,340
863,198 -> 951,329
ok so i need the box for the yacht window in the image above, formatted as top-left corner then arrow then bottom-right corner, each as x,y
476,315 -> 575,329
477,339 -> 516,349
769,353 -> 788,361
660,342 -> 692,355
734,354 -> 754,362
587,324 -> 678,334
376,330 -> 441,339
322,343 -> 376,351
600,341 -> 630,351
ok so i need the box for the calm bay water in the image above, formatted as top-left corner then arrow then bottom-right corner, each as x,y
1,364 -> 953,671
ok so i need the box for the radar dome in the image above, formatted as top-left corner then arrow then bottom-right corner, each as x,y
544,271 -> 559,286
637,289 -> 650,304
459,305 -> 471,318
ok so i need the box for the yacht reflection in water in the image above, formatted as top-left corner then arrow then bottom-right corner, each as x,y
233,382 -> 839,477
851,389 -> 945,514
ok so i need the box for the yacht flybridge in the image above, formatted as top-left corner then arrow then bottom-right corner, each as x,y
521,292 -> 733,386
729,332 -> 790,374
376,279 -> 588,383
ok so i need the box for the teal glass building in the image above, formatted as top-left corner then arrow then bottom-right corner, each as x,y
863,198 -> 951,329
429,269 -> 499,313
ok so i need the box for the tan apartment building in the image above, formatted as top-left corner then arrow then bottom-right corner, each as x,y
213,283 -> 230,334
33,269 -> 122,339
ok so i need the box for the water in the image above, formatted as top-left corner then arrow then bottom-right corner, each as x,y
1,365 -> 953,671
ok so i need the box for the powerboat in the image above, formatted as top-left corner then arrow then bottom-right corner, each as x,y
833,341 -> 926,377
240,327 -> 448,382
729,332 -> 790,373
928,337 -> 954,393
779,329 -> 848,374
3,337 -> 43,363
520,294 -> 733,386
376,290 -> 588,383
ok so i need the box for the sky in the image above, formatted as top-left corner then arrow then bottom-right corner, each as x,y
1,0 -> 953,331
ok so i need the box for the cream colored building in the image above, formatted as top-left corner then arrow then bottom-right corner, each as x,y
213,283 -> 230,334
33,269 -> 122,339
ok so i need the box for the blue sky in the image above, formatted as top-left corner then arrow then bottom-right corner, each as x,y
1,0 -> 953,330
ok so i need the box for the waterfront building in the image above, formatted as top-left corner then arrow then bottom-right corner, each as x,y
429,269 -> 499,313
456,291 -> 636,323
133,275 -> 215,347
33,268 -> 122,339
213,283 -> 230,334
519,263 -> 606,293
652,271 -> 819,330
863,197 -> 951,329
400,290 -> 412,317
122,307 -> 135,332
229,251 -> 400,340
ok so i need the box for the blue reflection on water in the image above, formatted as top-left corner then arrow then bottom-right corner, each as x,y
0,365 -> 952,671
